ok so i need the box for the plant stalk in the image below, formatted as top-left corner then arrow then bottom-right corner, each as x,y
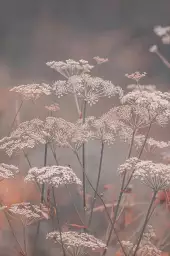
88,142 -> 104,227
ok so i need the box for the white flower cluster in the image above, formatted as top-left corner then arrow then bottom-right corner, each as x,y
51,74 -> 123,106
0,119 -> 45,156
134,135 -> 170,153
93,56 -> 108,65
44,117 -> 91,150
125,72 -> 147,82
0,163 -> 19,179
46,231 -> 106,251
10,83 -> 51,100
0,117 -> 91,155
118,157 -> 140,176
121,90 -> 170,126
83,115 -> 117,145
46,59 -> 94,78
121,226 -> 160,256
137,244 -> 161,256
119,158 -> 170,191
154,25 -> 170,44
25,165 -> 82,187
9,202 -> 49,225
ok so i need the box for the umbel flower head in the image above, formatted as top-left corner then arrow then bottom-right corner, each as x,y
125,72 -> 147,82
51,74 -> 123,106
119,158 -> 170,191
0,163 -> 19,179
121,90 -> 170,126
46,59 -> 94,78
154,25 -> 170,45
0,119 -> 45,156
84,115 -> 117,145
9,202 -> 49,226
25,165 -> 82,188
133,135 -> 170,153
44,117 -> 91,150
46,231 -> 106,253
10,83 -> 51,100
93,56 -> 108,65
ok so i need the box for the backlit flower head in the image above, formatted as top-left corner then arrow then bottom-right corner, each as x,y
9,202 -> 49,226
46,59 -> 94,78
46,231 -> 106,252
10,83 -> 51,100
0,163 -> 19,179
125,72 -> 147,82
93,56 -> 108,65
25,165 -> 82,188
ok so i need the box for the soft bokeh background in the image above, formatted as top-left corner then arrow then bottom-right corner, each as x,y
0,1 -> 170,255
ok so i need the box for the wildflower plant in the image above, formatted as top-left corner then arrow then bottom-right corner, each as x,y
1,56 -> 170,256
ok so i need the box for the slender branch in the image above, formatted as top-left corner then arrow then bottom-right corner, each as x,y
21,221 -> 27,256
52,187 -> 66,256
41,143 -> 48,203
82,100 -> 87,229
3,209 -> 25,255
102,123 -> 152,256
73,150 -> 126,254
88,142 -> 104,227
155,50 -> 170,69
65,184 -> 85,226
132,191 -> 157,256
8,100 -> 23,135
49,143 -> 59,165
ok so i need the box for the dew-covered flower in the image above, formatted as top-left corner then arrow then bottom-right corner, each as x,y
93,56 -> 108,65
125,72 -> 147,82
10,83 -> 51,100
45,103 -> 60,112
9,202 -> 49,225
46,231 -> 106,254
0,163 -> 19,179
46,59 -> 94,78
25,165 -> 82,188
0,119 -> 45,156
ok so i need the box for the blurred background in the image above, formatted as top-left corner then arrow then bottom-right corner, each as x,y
0,0 -> 170,255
